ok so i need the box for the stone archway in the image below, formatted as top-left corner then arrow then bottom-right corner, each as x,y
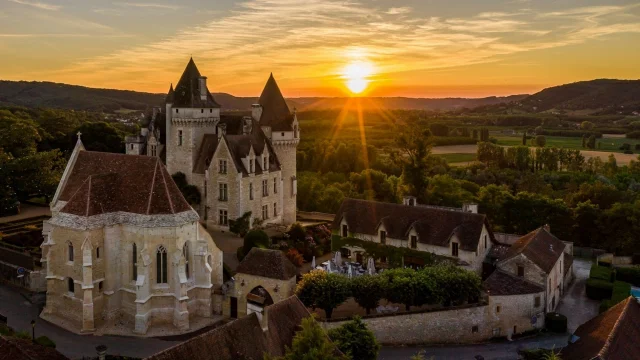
246,286 -> 274,316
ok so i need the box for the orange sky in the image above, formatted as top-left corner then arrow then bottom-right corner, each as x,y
0,0 -> 639,98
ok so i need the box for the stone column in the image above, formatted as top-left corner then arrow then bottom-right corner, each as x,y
134,247 -> 152,334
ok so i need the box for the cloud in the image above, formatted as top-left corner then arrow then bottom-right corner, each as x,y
49,0 -> 640,93
8,0 -> 60,11
113,2 -> 181,10
386,7 -> 411,15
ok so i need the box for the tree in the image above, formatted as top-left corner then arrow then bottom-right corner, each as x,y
229,211 -> 252,237
535,135 -> 546,147
8,149 -> 66,202
243,230 -> 270,254
0,111 -> 41,157
424,175 -> 474,207
535,126 -> 543,135
586,135 -> 596,149
395,128 -> 433,202
288,222 -> 307,242
477,184 -> 513,230
171,172 -> 201,205
522,132 -> 527,145
74,122 -> 125,153
571,201 -> 601,248
327,317 -> 379,360
582,135 -> 586,148
295,271 -> 350,319
581,121 -> 595,130
429,124 -> 448,137
265,316 -> 347,360
350,275 -> 386,315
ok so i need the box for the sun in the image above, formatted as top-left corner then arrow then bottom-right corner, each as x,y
342,61 -> 373,95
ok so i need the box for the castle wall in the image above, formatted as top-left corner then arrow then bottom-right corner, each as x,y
272,140 -> 297,225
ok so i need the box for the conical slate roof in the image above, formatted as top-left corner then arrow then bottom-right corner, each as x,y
171,58 -> 220,108
258,74 -> 294,131
165,84 -> 175,104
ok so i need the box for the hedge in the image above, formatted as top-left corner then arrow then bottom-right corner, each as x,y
36,336 -> 56,348
616,266 -> 640,287
599,281 -> 631,313
331,236 -> 452,268
545,312 -> 567,333
590,265 -> 615,282
586,278 -> 614,300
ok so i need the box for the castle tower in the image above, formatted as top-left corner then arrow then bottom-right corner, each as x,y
254,74 -> 299,225
165,58 -> 221,183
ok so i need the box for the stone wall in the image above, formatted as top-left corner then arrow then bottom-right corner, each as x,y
223,272 -> 296,319
272,139 -> 297,225
321,304 -> 491,345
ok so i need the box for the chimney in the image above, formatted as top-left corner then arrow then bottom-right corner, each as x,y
217,123 -> 227,140
462,203 -> 478,214
199,76 -> 208,101
96,345 -> 107,360
403,196 -> 417,207
252,104 -> 263,122
243,116 -> 253,135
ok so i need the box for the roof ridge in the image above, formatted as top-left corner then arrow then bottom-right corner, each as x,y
598,297 -> 633,358
158,160 -> 176,213
146,160 -> 159,215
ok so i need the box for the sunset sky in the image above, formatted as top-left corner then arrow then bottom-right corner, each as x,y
1,0 -> 639,98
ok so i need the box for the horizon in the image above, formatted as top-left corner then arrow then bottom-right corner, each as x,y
0,0 -> 639,97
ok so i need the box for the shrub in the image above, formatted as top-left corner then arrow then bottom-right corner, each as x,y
518,348 -> 562,360
586,278 -> 614,300
36,336 -> 56,348
229,211 -> 251,237
350,275 -> 387,315
288,223 -> 306,242
14,330 -> 31,340
535,135 -> 547,147
590,265 -> 614,281
599,281 -> 631,313
243,230 -> 269,254
285,249 -> 304,267
544,312 -> 567,333
0,324 -> 13,336
295,270 -> 350,319
616,266 -> 640,286
328,317 -> 380,360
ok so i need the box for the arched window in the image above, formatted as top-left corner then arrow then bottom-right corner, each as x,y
68,277 -> 74,294
156,245 -> 168,284
67,242 -> 74,262
132,243 -> 138,281
183,242 -> 190,279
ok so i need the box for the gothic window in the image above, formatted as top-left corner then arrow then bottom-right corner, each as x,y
262,179 -> 268,197
249,183 -> 253,200
218,183 -> 228,201
156,245 -> 168,284
68,278 -> 74,294
273,178 -> 277,194
132,243 -> 138,281
219,160 -> 227,174
178,130 -> 183,146
67,241 -> 74,262
273,202 -> 277,217
452,242 -> 459,257
219,210 -> 228,225
183,242 -> 190,279
262,205 -> 268,220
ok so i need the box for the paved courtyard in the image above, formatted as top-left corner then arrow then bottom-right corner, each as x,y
207,228 -> 244,271
555,258 -> 599,333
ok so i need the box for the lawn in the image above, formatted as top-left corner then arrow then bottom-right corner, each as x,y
494,134 -> 640,153
435,153 -> 477,164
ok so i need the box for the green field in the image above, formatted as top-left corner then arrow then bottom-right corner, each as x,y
435,153 -> 477,163
494,135 -> 640,153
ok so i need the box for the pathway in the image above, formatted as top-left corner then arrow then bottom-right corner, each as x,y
379,334 -> 568,360
555,258 -> 599,333
0,284 -> 179,359
0,204 -> 51,224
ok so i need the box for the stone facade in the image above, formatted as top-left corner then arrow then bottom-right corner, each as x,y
487,292 -> 546,338
222,272 -> 296,319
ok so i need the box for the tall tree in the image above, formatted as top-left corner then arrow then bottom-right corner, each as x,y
328,317 -> 379,360
395,128 -> 433,202
266,317 -> 347,360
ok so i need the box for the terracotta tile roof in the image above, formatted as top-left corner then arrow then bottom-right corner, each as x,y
258,74 -> 294,131
59,151 -> 192,216
145,296 -> 313,360
500,228 -> 565,274
0,336 -> 69,360
483,269 -> 544,296
236,248 -> 297,280
332,198 -> 495,251
563,297 -> 640,360
170,58 -> 220,108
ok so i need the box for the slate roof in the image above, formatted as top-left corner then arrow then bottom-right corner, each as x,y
236,248 -> 297,280
483,270 -> 544,296
59,151 -> 192,216
169,58 -> 220,108
500,228 -> 565,274
0,336 -> 69,360
563,297 -> 640,360
193,134 -> 219,174
258,74 -> 295,131
145,296 -> 314,360
332,198 -> 495,251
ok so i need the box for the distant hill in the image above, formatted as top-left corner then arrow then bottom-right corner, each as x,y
0,80 -> 527,113
517,79 -> 640,115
